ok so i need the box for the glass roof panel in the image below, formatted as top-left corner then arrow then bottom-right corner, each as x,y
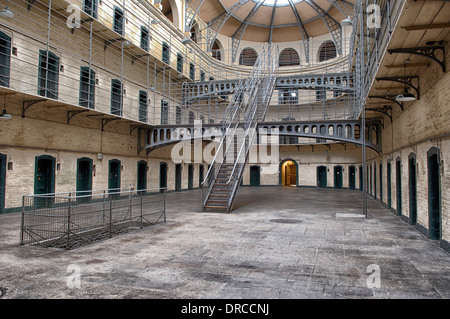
254,0 -> 302,7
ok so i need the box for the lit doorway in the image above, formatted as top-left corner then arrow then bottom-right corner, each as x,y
280,160 -> 297,187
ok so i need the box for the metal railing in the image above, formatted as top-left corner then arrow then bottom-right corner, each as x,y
201,45 -> 278,212
20,187 -> 166,250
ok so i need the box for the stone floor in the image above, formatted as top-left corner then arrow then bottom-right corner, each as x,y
0,187 -> 449,299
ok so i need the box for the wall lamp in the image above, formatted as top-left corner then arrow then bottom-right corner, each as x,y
0,95 -> 12,120
341,17 -> 352,27
395,87 -> 416,102
0,6 -> 14,19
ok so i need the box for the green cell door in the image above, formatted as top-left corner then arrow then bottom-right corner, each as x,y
427,148 -> 441,240
108,159 -> 121,197
250,166 -> 260,186
76,158 -> 93,201
359,165 -> 363,191
334,166 -> 343,189
199,165 -> 204,187
34,155 -> 55,207
175,164 -> 182,191
317,166 -> 327,188
0,154 -> 6,213
374,165 -> 377,199
348,166 -> 355,190
188,164 -> 194,190
159,162 -> 167,193
379,163 -> 383,202
408,154 -> 417,225
387,162 -> 392,209
137,161 -> 147,192
396,158 -> 402,216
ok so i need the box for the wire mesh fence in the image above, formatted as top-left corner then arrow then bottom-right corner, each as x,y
20,188 -> 166,250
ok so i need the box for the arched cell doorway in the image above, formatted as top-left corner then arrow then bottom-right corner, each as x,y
279,159 -> 298,187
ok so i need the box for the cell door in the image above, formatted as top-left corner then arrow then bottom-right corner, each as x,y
379,163 -> 383,202
334,166 -> 343,189
199,165 -> 204,187
250,166 -> 260,186
317,166 -> 327,188
387,162 -> 392,209
408,155 -> 417,225
159,162 -> 167,193
108,160 -> 121,196
0,154 -> 6,213
348,166 -> 355,190
175,164 -> 182,191
188,164 -> 194,190
77,158 -> 93,201
359,165 -> 363,191
396,158 -> 402,216
35,156 -> 55,207
427,148 -> 441,240
137,161 -> 147,192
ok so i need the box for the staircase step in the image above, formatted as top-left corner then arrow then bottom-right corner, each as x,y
207,199 -> 228,204
203,205 -> 228,211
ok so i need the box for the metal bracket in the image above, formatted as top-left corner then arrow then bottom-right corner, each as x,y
366,105 -> 392,123
104,38 -> 126,51
132,54 -> 150,65
28,0 -> 37,11
130,125 -> 147,135
368,95 -> 403,111
67,110 -> 89,124
71,18 -> 94,34
22,99 -> 46,118
376,75 -> 420,100
388,46 -> 446,72
101,118 -> 120,131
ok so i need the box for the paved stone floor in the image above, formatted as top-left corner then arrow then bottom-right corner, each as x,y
0,187 -> 449,299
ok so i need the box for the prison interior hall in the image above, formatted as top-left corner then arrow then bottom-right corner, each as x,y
0,0 -> 449,300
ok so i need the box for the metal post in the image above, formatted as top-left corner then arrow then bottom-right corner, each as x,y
109,194 -> 113,238
66,193 -> 72,250
163,188 -> 166,222
140,191 -> 143,229
20,196 -> 25,245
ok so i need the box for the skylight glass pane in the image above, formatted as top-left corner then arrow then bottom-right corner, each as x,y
256,0 -> 302,7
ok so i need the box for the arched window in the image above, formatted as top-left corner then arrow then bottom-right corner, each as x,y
318,41 -> 337,62
212,40 -> 222,61
239,48 -> 258,66
279,48 -> 300,67
189,22 -> 199,44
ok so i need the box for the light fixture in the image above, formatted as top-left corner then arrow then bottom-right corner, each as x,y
0,108 -> 12,119
0,95 -> 11,120
395,87 -> 416,102
395,61 -> 416,102
182,38 -> 191,44
341,16 -> 352,26
151,19 -> 160,24
0,6 -> 14,19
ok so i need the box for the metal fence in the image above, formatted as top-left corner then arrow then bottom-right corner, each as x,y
20,188 -> 166,250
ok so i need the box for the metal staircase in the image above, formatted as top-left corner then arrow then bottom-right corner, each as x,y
201,46 -> 278,212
